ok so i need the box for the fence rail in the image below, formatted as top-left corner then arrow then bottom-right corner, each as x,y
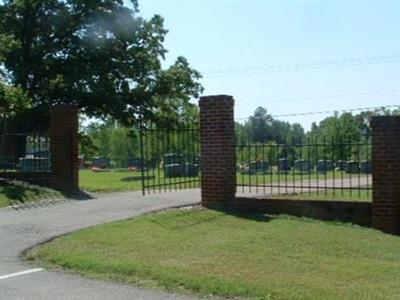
0,114 -> 51,174
236,136 -> 372,199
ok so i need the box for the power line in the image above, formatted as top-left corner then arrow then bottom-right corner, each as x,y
273,104 -> 400,118
235,88 -> 400,106
202,54 -> 400,78
142,0 -> 400,3
204,54 -> 400,74
270,88 -> 400,104
235,104 -> 400,120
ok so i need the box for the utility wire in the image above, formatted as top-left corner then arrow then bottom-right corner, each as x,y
202,54 -> 400,78
142,0 -> 400,3
235,104 -> 400,120
235,88 -> 400,106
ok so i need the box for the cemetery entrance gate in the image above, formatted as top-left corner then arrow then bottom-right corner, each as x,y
139,121 -> 200,195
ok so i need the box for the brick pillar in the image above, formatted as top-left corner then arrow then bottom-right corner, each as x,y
199,95 -> 236,208
371,116 -> 400,235
50,105 -> 79,192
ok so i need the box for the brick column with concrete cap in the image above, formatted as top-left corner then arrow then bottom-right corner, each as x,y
199,95 -> 236,207
50,105 -> 79,192
371,116 -> 400,234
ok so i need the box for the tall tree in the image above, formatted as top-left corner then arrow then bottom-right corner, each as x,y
246,107 -> 273,143
241,107 -> 306,145
0,0 -> 202,125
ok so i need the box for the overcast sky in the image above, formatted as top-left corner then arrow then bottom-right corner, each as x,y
136,0 -> 400,129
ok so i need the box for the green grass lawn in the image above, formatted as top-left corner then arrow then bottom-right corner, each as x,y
79,169 -> 370,194
79,169 -> 200,193
0,181 -> 63,208
79,169 -> 144,192
29,208 -> 400,300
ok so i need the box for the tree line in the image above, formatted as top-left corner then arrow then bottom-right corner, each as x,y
81,105 -> 399,168
80,104 -> 199,168
236,106 -> 399,165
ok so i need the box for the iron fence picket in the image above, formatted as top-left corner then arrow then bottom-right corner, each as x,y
140,121 -> 200,194
236,136 -> 372,199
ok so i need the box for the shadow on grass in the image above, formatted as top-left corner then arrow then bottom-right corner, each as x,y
150,207 -> 272,230
61,189 -> 94,201
223,209 -> 272,222
0,181 -> 41,202
0,179 -> 95,203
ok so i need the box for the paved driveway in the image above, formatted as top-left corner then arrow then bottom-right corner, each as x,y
0,190 -> 202,300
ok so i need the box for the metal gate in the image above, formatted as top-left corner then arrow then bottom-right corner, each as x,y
139,121 -> 200,195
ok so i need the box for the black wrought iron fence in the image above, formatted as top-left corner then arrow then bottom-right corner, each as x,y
140,122 -> 200,194
0,114 -> 50,174
236,136 -> 372,199
0,133 -> 50,172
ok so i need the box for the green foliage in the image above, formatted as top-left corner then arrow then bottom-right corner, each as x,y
0,80 -> 30,118
109,127 -> 138,168
0,0 -> 202,125
235,107 -> 306,165
79,93 -> 200,167
246,107 -> 273,143
307,112 -> 372,162
237,141 -> 278,164
80,119 -> 139,167
309,112 -> 363,142
236,106 -> 400,165
236,106 -> 305,145
237,106 -> 397,148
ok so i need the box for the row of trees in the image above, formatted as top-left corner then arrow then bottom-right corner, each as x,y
236,106 -> 399,164
236,107 -> 305,144
81,104 -> 399,168
80,103 -> 200,167
236,106 -> 400,144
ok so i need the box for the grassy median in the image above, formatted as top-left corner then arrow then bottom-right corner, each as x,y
29,208 -> 400,300
0,181 -> 63,208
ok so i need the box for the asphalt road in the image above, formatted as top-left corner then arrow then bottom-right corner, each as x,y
0,189 -> 202,300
